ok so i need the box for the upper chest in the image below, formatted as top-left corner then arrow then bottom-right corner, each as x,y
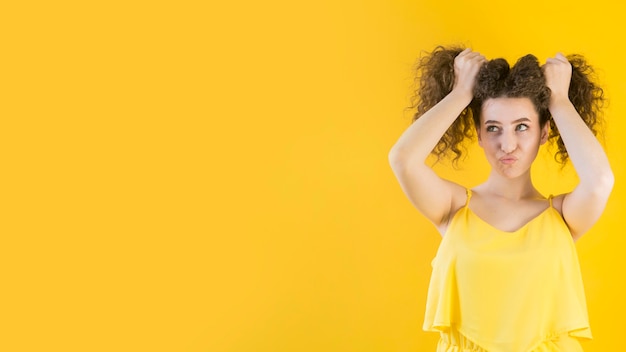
467,196 -> 554,234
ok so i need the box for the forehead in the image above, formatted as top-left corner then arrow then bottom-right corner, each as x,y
481,97 -> 539,123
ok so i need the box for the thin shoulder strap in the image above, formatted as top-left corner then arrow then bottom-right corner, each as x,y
548,194 -> 553,208
465,188 -> 472,208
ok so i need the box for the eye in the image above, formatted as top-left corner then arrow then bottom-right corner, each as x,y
486,125 -> 500,132
516,124 -> 529,131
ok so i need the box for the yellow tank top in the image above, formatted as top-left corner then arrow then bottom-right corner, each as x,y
423,189 -> 592,352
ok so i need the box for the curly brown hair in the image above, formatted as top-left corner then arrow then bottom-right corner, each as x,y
409,45 -> 605,165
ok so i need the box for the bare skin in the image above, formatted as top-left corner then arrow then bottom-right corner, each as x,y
389,49 -> 613,241
457,96 -> 551,234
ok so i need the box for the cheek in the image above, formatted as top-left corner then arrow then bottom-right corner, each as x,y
521,134 -> 542,150
480,138 -> 499,153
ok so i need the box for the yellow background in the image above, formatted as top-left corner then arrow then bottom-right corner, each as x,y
2,0 -> 625,351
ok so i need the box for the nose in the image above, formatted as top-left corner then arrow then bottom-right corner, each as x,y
500,132 -> 517,153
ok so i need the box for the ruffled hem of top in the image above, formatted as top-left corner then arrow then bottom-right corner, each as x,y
436,328 -> 484,352
435,326 -> 590,352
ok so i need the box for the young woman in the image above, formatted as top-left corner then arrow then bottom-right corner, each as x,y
388,47 -> 614,351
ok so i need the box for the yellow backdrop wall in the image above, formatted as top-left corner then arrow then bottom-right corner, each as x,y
3,0 -> 624,351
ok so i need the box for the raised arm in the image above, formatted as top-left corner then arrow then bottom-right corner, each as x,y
389,49 -> 486,232
543,53 -> 614,240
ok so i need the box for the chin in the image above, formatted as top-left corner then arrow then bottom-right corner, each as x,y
497,166 -> 528,179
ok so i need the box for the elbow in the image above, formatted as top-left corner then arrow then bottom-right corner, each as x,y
576,164 -> 614,202
600,169 -> 615,194
588,167 -> 615,198
388,145 -> 411,172
388,143 -> 428,174
388,146 -> 401,167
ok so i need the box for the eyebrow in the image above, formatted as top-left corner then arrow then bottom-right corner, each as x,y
484,117 -> 532,125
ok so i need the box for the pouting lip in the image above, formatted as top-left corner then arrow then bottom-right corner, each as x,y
499,156 -> 518,163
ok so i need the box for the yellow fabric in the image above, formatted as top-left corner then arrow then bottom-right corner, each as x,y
436,328 -> 584,352
424,189 -> 591,352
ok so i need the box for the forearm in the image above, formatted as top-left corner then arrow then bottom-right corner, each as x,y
389,90 -> 472,166
550,98 -> 614,188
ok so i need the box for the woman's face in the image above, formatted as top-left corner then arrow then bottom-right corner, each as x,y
478,97 -> 549,179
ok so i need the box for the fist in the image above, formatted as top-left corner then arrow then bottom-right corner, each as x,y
543,53 -> 572,101
452,48 -> 487,96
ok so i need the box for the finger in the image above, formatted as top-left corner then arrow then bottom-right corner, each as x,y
465,51 -> 483,60
457,48 -> 472,57
555,52 -> 567,61
547,53 -> 568,64
545,57 -> 560,65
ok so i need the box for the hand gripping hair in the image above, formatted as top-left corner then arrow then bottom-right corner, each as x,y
409,46 -> 605,165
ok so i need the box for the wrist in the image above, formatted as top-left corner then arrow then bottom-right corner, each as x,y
549,97 -> 575,115
549,95 -> 571,106
448,88 -> 474,106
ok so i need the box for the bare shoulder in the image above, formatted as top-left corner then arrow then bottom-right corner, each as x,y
550,193 -> 567,215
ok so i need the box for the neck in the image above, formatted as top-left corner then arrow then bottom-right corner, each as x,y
481,169 -> 540,201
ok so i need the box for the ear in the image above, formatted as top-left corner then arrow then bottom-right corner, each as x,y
540,122 -> 549,145
476,126 -> 483,147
